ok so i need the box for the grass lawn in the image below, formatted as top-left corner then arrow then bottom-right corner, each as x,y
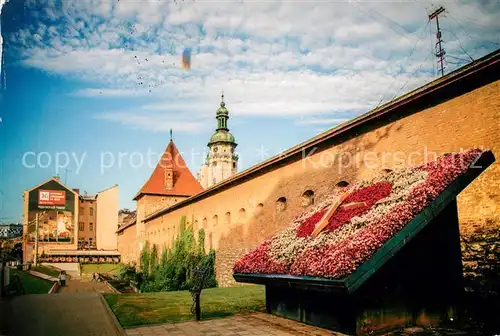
80,263 -> 122,275
32,265 -> 60,278
105,285 -> 265,328
10,269 -> 53,294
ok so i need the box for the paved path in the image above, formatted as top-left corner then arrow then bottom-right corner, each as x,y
28,270 -> 58,282
58,279 -> 113,293
125,313 -> 341,336
6,292 -> 122,336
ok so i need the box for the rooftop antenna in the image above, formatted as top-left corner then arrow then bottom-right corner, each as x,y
429,6 -> 446,76
64,168 -> 71,185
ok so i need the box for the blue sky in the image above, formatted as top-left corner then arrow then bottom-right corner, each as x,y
0,0 -> 499,222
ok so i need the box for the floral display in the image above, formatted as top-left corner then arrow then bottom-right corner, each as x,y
234,149 -> 487,279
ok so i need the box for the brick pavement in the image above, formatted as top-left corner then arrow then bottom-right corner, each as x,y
125,313 -> 342,336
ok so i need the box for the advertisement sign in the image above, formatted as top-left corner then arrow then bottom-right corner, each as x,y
28,180 -> 74,212
26,180 -> 75,243
38,190 -> 66,205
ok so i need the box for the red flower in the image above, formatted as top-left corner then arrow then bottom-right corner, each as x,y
233,150 -> 486,280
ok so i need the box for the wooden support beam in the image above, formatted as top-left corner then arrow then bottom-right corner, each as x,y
311,193 -> 350,238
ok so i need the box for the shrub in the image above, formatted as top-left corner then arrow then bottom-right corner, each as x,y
123,215 -> 217,292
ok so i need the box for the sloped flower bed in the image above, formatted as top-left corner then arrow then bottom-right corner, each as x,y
234,149 -> 486,279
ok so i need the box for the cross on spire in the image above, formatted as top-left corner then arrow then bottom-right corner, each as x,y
221,89 -> 224,103
170,129 -> 173,141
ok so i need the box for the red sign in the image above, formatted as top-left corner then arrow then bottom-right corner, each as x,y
38,190 -> 66,206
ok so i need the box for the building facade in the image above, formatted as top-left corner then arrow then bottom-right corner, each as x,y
131,139 -> 203,264
198,93 -> 238,189
23,177 -> 120,263
77,193 -> 97,249
118,49 -> 500,288
96,185 -> 119,250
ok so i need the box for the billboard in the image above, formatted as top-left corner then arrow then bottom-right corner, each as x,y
38,190 -> 66,207
27,211 -> 74,243
27,179 -> 75,243
28,180 -> 74,212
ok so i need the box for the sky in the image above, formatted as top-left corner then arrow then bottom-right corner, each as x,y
0,0 -> 499,222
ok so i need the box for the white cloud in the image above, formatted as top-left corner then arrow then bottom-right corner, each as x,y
296,118 -> 349,126
5,0 -> 500,132
95,111 -> 206,133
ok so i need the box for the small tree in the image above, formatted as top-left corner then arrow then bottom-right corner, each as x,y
140,241 -> 151,278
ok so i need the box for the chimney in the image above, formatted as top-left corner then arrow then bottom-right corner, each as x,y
165,168 -> 174,190
73,189 -> 80,194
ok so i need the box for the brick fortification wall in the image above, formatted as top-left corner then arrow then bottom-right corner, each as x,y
121,79 -> 500,291
117,225 -> 137,265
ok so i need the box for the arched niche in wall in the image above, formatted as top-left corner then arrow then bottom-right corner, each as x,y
381,168 -> 393,174
225,212 -> 231,225
276,197 -> 287,213
239,208 -> 246,220
202,217 -> 208,229
301,190 -> 314,207
336,181 -> 350,188
194,220 -> 199,231
255,203 -> 264,217
213,215 -> 218,227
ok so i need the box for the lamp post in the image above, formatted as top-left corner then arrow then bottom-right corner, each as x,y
34,213 -> 39,266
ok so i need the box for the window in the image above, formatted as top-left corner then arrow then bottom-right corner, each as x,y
213,215 -> 218,227
214,147 -> 218,152
225,212 -> 231,225
90,207 -> 94,216
89,223 -> 94,231
79,207 -> 84,214
255,203 -> 264,216
301,190 -> 315,207
276,197 -> 287,213
79,222 -> 84,231
233,162 -> 236,168
202,217 -> 208,229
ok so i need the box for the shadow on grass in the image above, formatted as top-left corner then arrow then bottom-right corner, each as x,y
105,285 -> 266,328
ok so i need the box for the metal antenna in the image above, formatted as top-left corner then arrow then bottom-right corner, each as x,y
429,6 -> 446,76
64,168 -> 71,185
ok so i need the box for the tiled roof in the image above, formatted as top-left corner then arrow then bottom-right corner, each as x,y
133,140 -> 203,200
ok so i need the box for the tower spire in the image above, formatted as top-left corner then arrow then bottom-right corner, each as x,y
170,129 -> 173,141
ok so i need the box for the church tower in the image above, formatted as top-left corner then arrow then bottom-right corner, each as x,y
198,92 -> 238,189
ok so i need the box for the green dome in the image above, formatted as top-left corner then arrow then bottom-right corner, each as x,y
209,130 -> 236,144
216,101 -> 229,115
